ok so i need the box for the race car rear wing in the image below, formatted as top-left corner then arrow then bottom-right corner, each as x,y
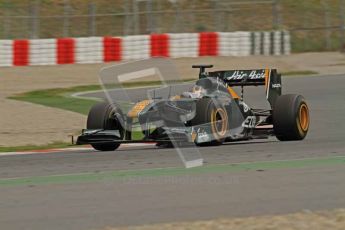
192,66 -> 282,108
209,69 -> 282,108
208,69 -> 272,86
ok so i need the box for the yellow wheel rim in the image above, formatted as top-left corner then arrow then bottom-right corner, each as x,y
299,104 -> 309,132
211,108 -> 228,138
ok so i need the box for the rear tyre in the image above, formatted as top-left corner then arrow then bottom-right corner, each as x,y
87,102 -> 124,151
190,98 -> 228,146
273,94 -> 310,141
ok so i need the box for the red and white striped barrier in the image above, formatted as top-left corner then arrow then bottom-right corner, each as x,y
0,31 -> 290,67
0,40 -> 13,66
169,33 -> 199,58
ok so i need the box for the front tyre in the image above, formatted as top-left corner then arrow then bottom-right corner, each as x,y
90,143 -> 121,151
87,102 -> 124,151
191,98 -> 228,146
273,94 -> 310,141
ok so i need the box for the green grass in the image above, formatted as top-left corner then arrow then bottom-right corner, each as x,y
9,85 -> 101,115
9,79 -> 195,115
0,142 -> 74,153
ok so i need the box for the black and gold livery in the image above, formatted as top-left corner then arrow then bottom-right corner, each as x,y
77,65 -> 310,151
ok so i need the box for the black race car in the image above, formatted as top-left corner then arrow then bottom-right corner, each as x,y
77,65 -> 310,151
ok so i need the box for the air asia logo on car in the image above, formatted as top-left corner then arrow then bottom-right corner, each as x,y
225,70 -> 266,80
216,78 -> 228,88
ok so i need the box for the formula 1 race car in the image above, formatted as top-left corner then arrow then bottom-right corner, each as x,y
77,65 -> 310,151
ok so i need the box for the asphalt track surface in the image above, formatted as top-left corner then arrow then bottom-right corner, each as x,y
1,75 -> 345,230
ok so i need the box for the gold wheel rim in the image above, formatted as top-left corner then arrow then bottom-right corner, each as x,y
211,108 -> 228,137
299,104 -> 309,132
